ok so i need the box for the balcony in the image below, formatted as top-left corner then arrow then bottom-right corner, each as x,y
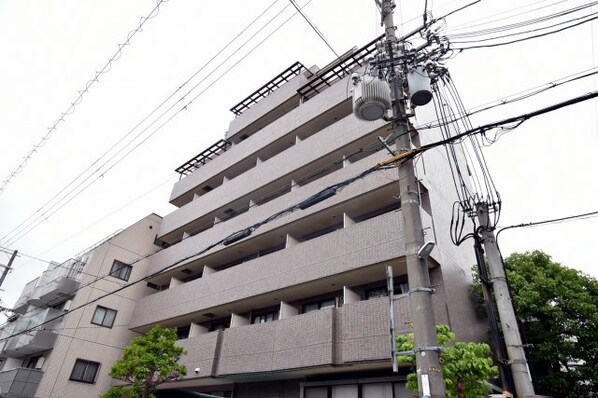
175,295 -> 449,379
160,113 -> 386,241
226,62 -> 310,143
1,308 -> 63,358
131,209 -> 406,330
0,368 -> 42,397
147,147 -> 394,279
12,279 -> 38,315
169,71 -> 353,208
27,259 -> 84,308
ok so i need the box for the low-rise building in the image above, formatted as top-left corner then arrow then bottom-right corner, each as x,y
0,214 -> 162,398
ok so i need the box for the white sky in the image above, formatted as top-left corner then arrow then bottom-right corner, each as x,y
0,0 -> 597,312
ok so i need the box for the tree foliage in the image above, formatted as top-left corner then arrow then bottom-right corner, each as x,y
101,326 -> 187,398
501,251 -> 598,397
397,324 -> 498,397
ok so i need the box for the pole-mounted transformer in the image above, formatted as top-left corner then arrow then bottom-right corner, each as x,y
351,73 -> 392,121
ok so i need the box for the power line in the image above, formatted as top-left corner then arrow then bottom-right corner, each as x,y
0,0 -> 169,196
454,10 -> 598,50
0,245 -> 53,265
0,0 -> 300,247
450,8 -> 598,44
289,0 -> 340,57
496,210 -> 598,240
447,0 -> 597,38
447,0 -> 568,32
371,90 -> 598,168
0,0 -> 284,245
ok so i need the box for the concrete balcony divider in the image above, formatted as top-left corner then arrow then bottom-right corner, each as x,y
176,331 -> 220,379
169,74 -> 353,207
131,210 -> 405,330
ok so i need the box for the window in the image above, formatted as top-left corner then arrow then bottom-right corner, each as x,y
252,309 -> 279,324
209,318 -> 230,332
69,359 -> 100,384
366,282 -> 409,300
91,306 -> 117,328
302,298 -> 336,314
109,260 -> 132,281
24,356 -> 42,369
304,382 -> 409,398
176,325 -> 191,339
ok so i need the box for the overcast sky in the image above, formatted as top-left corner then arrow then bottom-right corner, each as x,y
0,0 -> 596,311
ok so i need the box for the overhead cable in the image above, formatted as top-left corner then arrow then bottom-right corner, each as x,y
496,210 -> 598,240
0,0 -> 305,246
289,0 -> 340,57
454,11 -> 598,50
0,0 -> 169,196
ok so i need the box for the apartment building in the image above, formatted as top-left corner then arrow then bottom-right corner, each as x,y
128,39 -> 485,397
0,40 -> 484,398
0,214 -> 162,398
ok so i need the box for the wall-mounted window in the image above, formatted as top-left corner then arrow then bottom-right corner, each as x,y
24,355 -> 42,369
302,298 -> 336,314
251,309 -> 279,324
209,318 -> 231,332
91,306 -> 117,328
176,325 -> 191,340
109,260 -> 132,281
365,281 -> 409,300
69,359 -> 100,384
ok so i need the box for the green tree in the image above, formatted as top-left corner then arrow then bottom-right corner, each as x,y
501,251 -> 598,397
101,326 -> 187,398
397,324 -> 498,397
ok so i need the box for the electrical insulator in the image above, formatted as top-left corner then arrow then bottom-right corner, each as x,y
351,73 -> 392,121
407,67 -> 433,106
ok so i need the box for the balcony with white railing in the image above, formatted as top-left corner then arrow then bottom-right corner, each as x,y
27,258 -> 85,308
13,278 -> 39,314
1,307 -> 63,358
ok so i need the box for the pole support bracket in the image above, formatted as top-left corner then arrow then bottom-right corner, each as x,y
395,346 -> 443,357
408,286 -> 435,295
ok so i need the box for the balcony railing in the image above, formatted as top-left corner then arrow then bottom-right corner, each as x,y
0,367 -> 43,397
27,258 -> 85,308
13,278 -> 39,314
1,308 -> 63,357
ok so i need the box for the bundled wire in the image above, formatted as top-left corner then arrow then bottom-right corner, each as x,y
370,89 -> 598,243
448,0 -> 598,50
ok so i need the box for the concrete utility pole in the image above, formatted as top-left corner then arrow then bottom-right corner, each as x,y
0,250 -> 18,288
380,1 -> 445,396
477,203 -> 536,397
